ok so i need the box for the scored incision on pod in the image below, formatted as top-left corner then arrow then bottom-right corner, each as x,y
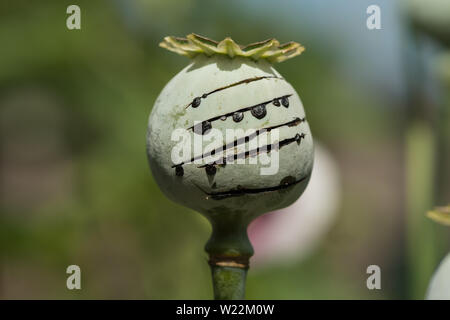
193,120 -> 212,135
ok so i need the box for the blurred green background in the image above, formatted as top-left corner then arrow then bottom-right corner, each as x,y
0,0 -> 449,299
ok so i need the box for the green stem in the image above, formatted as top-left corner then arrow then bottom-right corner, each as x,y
210,265 -> 248,300
204,216 -> 254,300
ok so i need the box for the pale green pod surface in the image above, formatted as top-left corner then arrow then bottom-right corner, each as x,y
426,252 -> 450,300
147,41 -> 313,223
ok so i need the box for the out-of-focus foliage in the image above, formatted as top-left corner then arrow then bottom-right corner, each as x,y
0,0 -> 449,299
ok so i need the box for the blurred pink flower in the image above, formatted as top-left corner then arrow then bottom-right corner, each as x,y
248,142 -> 341,268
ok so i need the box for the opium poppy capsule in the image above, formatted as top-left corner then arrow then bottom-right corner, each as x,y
147,34 -> 314,300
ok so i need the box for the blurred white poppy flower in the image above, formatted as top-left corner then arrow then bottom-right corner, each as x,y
426,253 -> 450,300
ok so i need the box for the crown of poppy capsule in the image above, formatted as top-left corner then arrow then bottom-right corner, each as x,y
160,33 -> 305,63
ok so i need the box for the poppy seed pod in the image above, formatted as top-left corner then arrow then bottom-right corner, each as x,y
146,34 -> 314,299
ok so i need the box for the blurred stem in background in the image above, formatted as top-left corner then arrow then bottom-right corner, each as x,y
435,52 -> 450,207
406,120 -> 437,299
404,0 -> 450,299
403,27 -> 433,300
405,20 -> 450,299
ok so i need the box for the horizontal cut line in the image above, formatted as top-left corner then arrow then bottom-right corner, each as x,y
199,175 -> 309,200
197,132 -> 306,168
187,94 -> 293,131
172,117 -> 305,168
185,76 -> 282,109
